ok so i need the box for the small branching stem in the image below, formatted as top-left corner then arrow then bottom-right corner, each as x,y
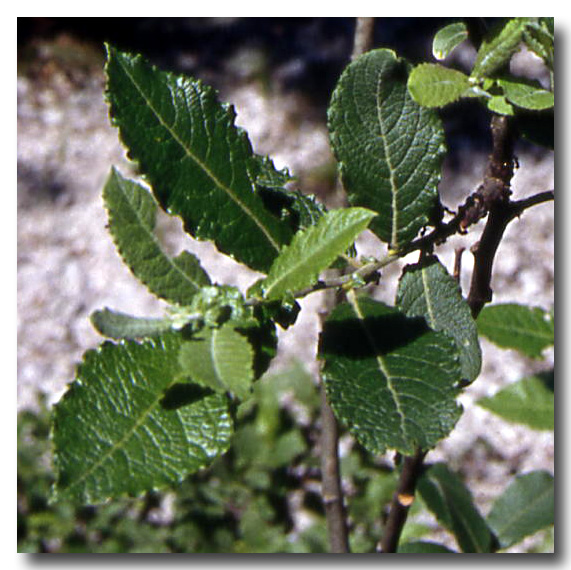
378,448 -> 427,553
319,382 -> 351,553
316,17 -> 377,554
351,18 -> 375,60
377,114 -> 553,554
467,114 -> 516,317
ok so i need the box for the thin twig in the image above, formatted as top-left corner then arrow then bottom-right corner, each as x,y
453,247 -> 465,284
316,17 -> 376,554
351,18 -> 375,60
467,115 -> 517,318
319,382 -> 350,553
378,448 -> 427,553
509,190 -> 554,218
378,115 -> 523,554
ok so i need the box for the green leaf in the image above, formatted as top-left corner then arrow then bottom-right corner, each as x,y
51,332 -> 232,504
471,18 -> 528,79
254,155 -> 295,189
183,285 -> 251,329
486,95 -> 515,115
103,168 -> 211,305
178,323 -> 254,400
105,45 -> 293,273
319,296 -> 462,455
91,308 -> 179,339
253,154 -> 326,232
418,463 -> 495,553
477,303 -> 554,359
523,19 -> 554,71
477,372 -> 554,430
398,541 -> 456,553
432,22 -> 468,60
260,208 -> 375,300
328,48 -> 446,250
397,255 -> 481,383
486,471 -> 554,549
497,78 -> 554,110
408,63 -> 471,107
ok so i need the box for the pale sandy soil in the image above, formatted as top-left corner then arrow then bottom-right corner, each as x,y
17,28 -> 554,551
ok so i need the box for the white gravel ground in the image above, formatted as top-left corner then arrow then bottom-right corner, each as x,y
17,48 -> 554,552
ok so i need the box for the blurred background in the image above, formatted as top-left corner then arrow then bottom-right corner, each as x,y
17,17 -> 554,553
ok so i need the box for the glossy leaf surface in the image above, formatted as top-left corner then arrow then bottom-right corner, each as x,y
103,168 -> 211,305
408,64 -> 470,107
260,208 -> 375,300
51,332 -> 232,504
179,323 -> 254,400
497,78 -> 554,110
328,49 -> 446,249
397,256 -> 481,382
432,22 -> 468,60
105,46 -> 293,273
471,18 -> 528,79
319,296 -> 462,455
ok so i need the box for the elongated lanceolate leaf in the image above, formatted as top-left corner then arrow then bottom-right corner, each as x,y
103,168 -> 211,305
91,308 -> 181,339
523,19 -> 554,71
471,18 -> 528,79
319,296 -> 462,455
179,323 -> 254,400
328,49 -> 446,250
477,372 -> 554,431
408,64 -> 471,108
105,46 -> 293,273
397,256 -> 481,382
51,332 -> 232,504
260,208 -> 375,300
432,22 -> 468,60
418,463 -> 495,553
477,303 -> 554,359
486,470 -> 554,549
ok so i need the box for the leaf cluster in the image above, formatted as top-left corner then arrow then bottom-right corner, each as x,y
408,18 -> 554,148
45,19 -> 553,553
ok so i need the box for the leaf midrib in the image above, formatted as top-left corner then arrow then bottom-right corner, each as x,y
432,478 -> 490,553
482,318 -> 553,342
421,266 -> 437,327
61,343 -> 181,499
375,74 -> 400,248
491,481 -> 553,545
114,54 -> 282,255
264,212 -> 369,298
348,292 -> 408,441
111,171 -> 204,297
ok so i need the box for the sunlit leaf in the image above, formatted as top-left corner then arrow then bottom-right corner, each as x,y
408,63 -> 471,107
51,332 -> 232,504
477,304 -> 554,359
328,48 -> 446,249
105,46 -> 293,273
319,296 -> 462,455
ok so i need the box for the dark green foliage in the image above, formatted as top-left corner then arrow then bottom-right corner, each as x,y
40,18 -> 553,553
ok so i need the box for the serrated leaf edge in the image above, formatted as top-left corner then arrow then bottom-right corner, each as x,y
107,47 -> 284,260
105,169 -> 210,303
